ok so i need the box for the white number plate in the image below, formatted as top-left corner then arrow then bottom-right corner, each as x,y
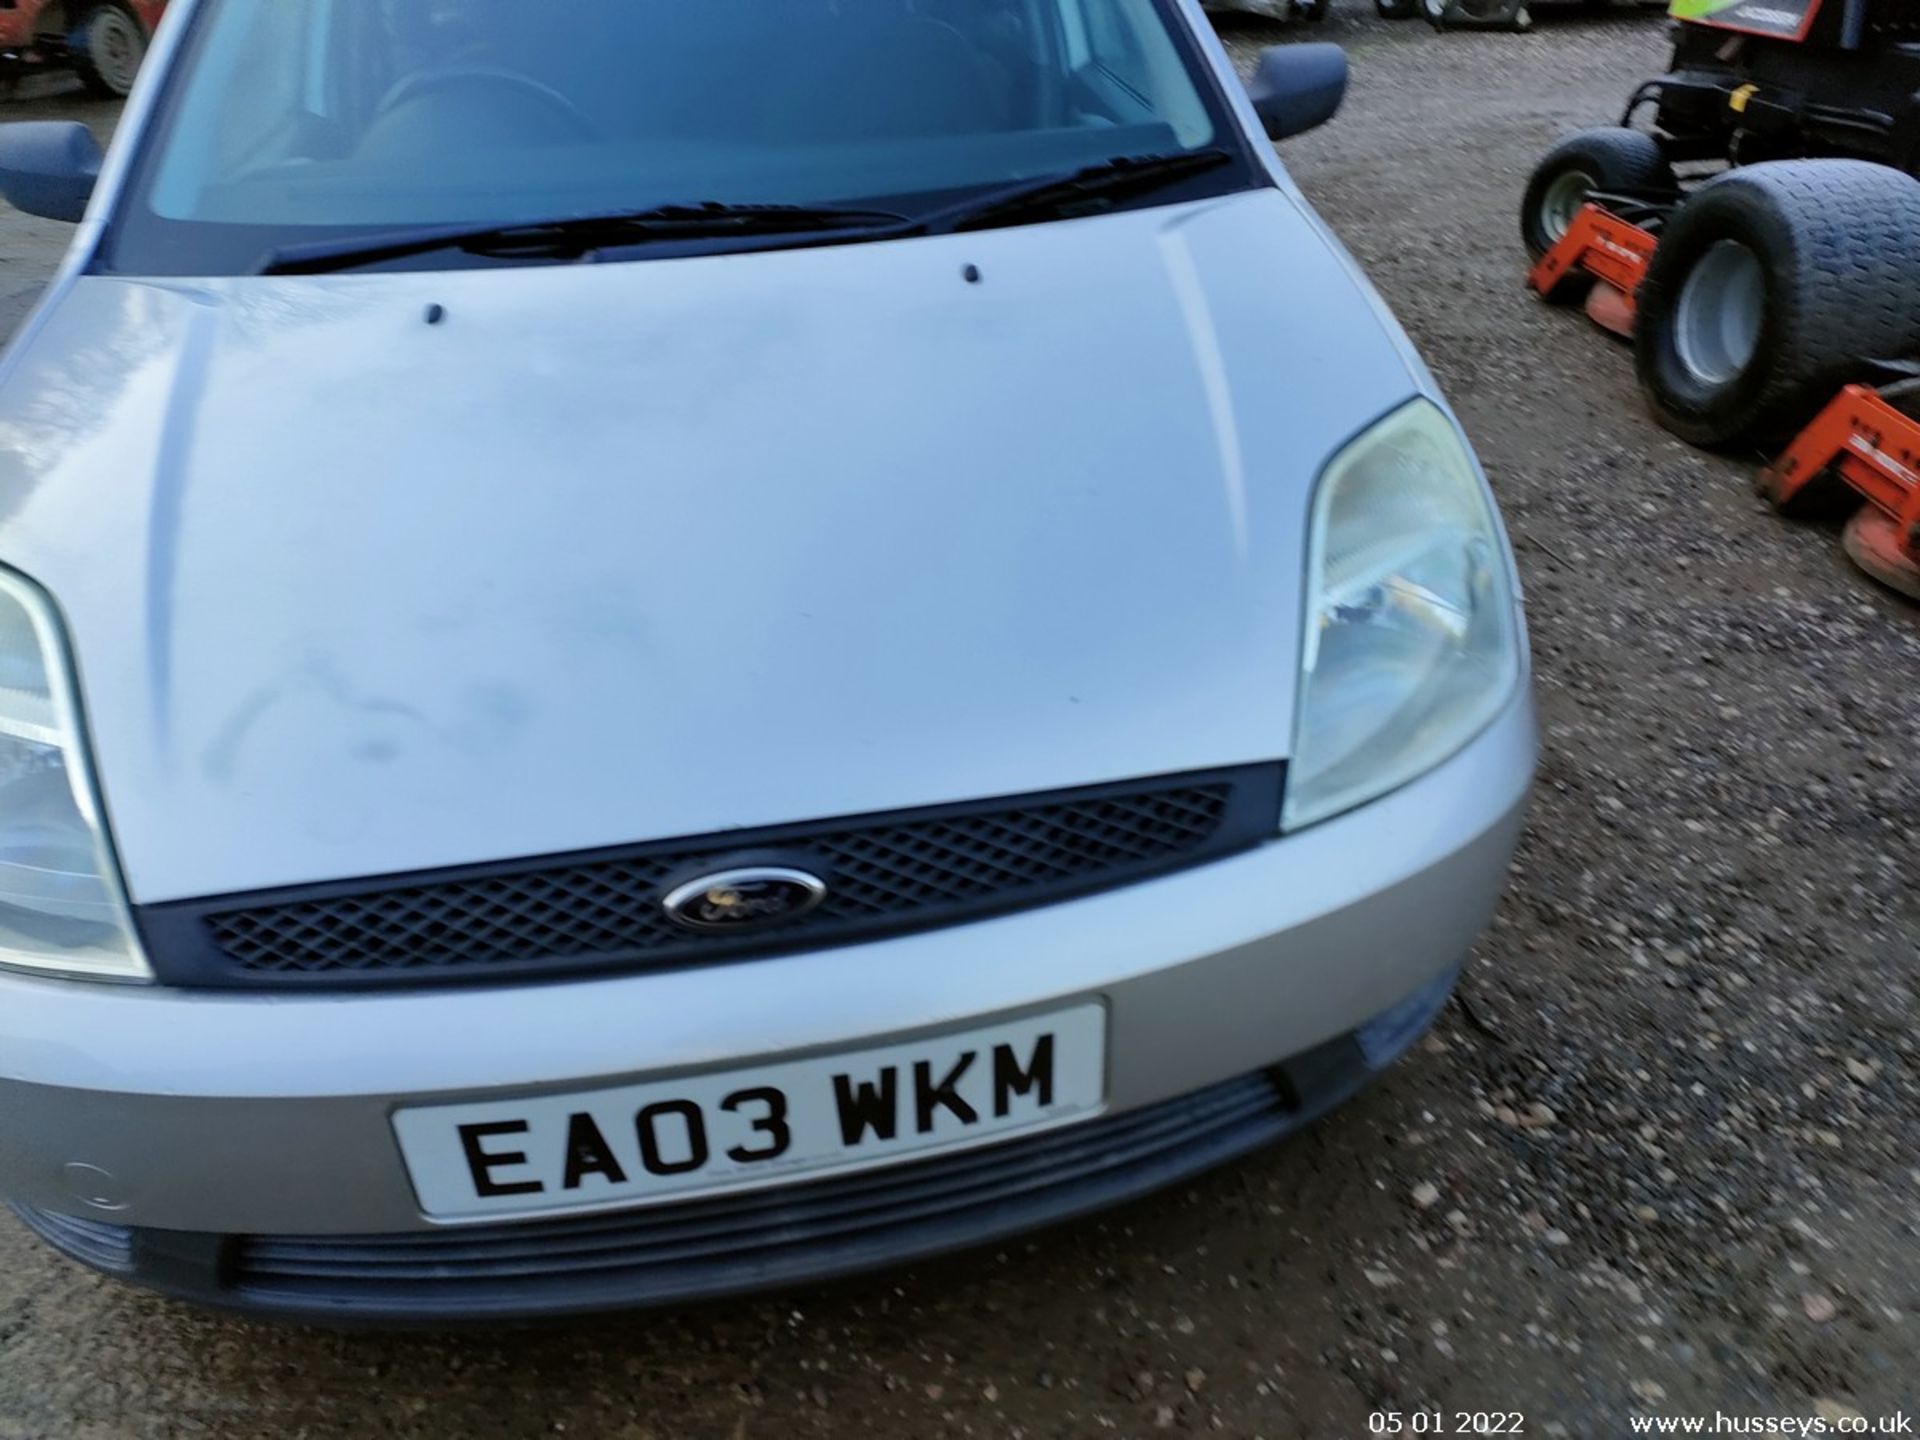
393,1004 -> 1107,1221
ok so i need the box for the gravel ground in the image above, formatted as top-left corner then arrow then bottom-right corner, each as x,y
2,15 -> 1917,1439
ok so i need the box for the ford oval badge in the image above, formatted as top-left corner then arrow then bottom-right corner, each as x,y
662,867 -> 827,934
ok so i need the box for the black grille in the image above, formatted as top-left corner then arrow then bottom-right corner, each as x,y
137,766 -> 1283,989
9,1206 -> 135,1273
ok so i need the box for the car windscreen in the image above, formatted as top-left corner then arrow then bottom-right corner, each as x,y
99,0 -> 1248,276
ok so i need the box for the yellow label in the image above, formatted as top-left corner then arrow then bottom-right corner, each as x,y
1730,84 -> 1760,114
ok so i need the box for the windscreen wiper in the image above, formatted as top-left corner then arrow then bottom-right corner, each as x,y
254,154 -> 1236,274
913,148 -> 1237,234
255,201 -> 918,275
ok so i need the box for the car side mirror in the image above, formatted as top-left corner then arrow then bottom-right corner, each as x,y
1246,44 -> 1348,141
0,122 -> 104,223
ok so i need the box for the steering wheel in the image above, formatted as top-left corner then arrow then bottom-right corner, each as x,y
374,66 -> 599,141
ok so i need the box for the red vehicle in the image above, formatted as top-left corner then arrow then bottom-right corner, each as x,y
0,0 -> 164,99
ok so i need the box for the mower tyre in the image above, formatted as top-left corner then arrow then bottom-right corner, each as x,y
71,1 -> 146,99
1521,128 -> 1673,259
1635,161 -> 1920,451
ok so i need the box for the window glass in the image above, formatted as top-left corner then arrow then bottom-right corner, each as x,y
108,0 -> 1242,274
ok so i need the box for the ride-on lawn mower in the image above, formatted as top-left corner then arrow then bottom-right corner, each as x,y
1521,0 -> 1920,599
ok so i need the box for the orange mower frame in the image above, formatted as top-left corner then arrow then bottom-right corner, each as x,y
1758,386 -> 1920,600
1526,202 -> 1659,339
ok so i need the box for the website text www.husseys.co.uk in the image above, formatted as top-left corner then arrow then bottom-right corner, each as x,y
1630,1413 -> 1912,1436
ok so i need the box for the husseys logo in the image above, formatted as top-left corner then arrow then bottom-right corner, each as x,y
662,867 -> 827,933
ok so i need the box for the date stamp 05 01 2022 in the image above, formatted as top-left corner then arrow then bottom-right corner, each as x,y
1369,1415 -> 1527,1436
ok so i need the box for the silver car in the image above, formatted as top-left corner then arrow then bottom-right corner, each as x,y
0,0 -> 1532,1322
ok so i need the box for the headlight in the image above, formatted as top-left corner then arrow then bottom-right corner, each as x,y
1286,400 -> 1521,831
0,568 -> 148,981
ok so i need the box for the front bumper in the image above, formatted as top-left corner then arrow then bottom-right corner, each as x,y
12,978 -> 1453,1325
0,693 -> 1532,1308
